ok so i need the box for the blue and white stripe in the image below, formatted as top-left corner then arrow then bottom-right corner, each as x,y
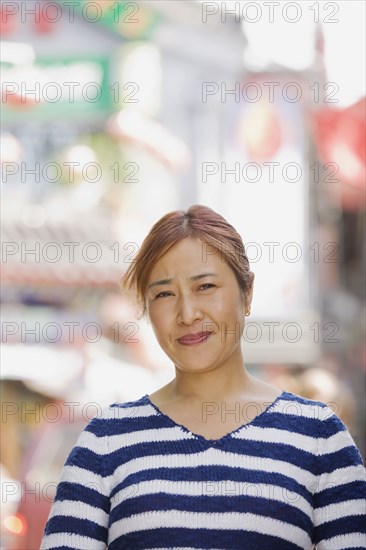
41,390 -> 366,549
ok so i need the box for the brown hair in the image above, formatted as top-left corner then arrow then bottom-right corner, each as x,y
120,204 -> 252,319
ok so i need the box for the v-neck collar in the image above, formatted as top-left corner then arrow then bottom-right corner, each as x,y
143,390 -> 286,446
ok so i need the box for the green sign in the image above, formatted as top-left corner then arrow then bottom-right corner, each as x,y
1,57 -> 113,122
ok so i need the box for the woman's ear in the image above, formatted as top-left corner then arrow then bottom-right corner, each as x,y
245,271 -> 255,309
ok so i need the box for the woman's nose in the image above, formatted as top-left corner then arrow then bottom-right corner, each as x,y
176,296 -> 203,325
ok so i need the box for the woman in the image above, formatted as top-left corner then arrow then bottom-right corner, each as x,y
41,205 -> 366,549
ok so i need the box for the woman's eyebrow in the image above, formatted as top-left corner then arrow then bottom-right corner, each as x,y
147,272 -> 218,290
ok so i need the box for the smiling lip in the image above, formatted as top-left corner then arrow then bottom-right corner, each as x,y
177,332 -> 212,345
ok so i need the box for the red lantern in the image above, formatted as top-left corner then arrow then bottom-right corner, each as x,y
312,97 -> 366,211
235,97 -> 282,161
0,4 -> 18,35
34,2 -> 59,34
1,85 -> 38,108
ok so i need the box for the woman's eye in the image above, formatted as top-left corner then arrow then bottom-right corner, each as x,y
155,284 -> 214,299
155,291 -> 172,299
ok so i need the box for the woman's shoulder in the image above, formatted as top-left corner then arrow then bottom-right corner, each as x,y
263,388 -> 357,440
80,394 -> 151,429
273,389 -> 363,452
246,378 -> 335,423
274,388 -> 337,419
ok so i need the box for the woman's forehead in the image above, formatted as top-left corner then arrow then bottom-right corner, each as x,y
152,239 -> 223,269
147,245 -> 232,287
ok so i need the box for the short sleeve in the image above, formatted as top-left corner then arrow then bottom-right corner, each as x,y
312,405 -> 366,549
40,414 -> 111,550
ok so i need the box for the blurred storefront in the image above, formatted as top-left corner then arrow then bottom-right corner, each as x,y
1,0 -> 248,492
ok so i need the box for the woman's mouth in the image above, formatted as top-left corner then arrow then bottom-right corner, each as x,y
177,332 -> 212,345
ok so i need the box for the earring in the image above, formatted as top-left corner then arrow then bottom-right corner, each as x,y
245,308 -> 251,316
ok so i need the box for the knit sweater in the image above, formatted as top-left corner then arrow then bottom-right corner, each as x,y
41,389 -> 366,550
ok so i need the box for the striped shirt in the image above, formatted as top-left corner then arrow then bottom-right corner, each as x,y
41,390 -> 366,549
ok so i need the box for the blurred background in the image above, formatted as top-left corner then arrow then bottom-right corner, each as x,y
0,1 -> 365,547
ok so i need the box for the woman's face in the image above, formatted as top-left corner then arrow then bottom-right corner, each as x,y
146,237 -> 254,374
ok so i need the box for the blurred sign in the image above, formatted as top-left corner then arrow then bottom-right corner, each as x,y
1,56 -> 113,121
198,75 -> 321,364
55,0 -> 161,39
